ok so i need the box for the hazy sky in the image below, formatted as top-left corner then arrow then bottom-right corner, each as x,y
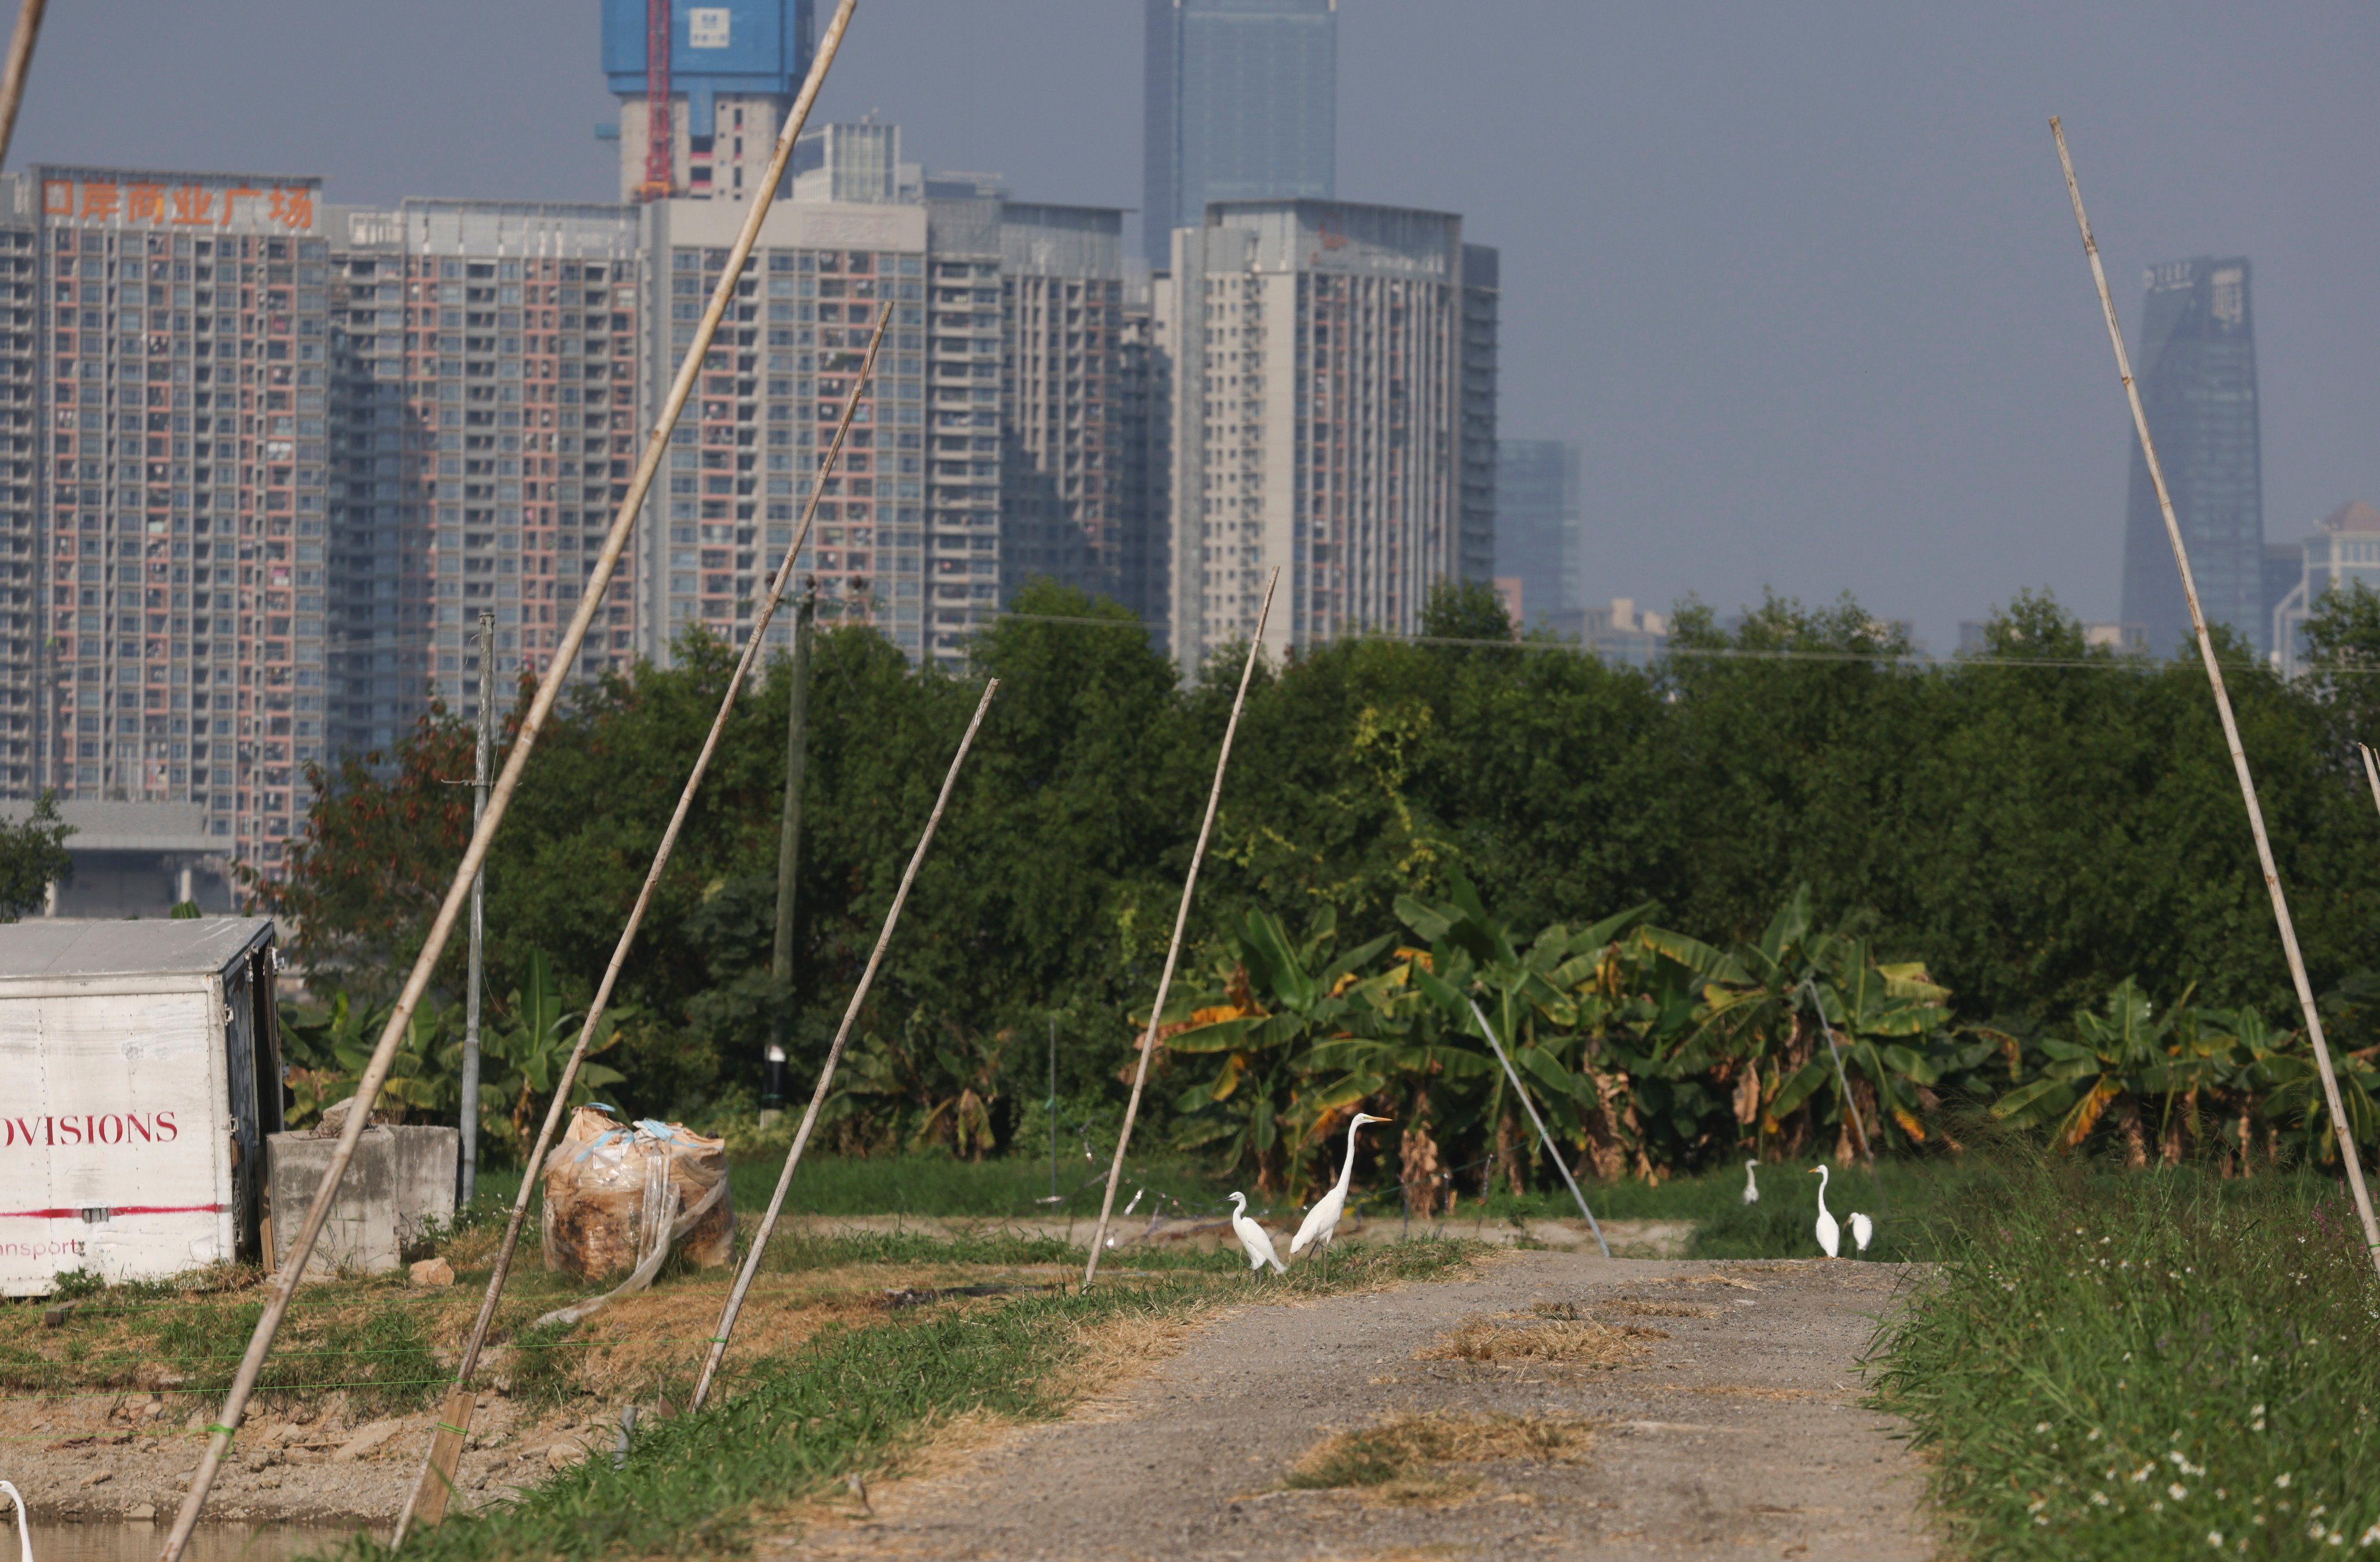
15,2 -> 2380,649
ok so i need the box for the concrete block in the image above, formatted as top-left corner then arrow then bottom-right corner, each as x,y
266,1126 -> 457,1280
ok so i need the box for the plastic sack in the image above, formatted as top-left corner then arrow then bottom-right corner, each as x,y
539,1106 -> 733,1283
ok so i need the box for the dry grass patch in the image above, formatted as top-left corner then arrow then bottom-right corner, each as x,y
1283,1411 -> 1597,1503
1415,1313 -> 1664,1368
1597,1298 -> 1720,1319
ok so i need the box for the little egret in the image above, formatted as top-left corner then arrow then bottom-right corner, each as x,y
1290,1112 -> 1391,1271
1742,1159 -> 1760,1205
1,1479 -> 29,1562
1227,1191 -> 1286,1276
1809,1165 -> 1841,1258
1849,1209 -> 1874,1256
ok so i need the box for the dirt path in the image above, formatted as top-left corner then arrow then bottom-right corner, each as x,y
783,1253 -> 1934,1561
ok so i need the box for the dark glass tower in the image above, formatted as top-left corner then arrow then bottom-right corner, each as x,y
2121,257 -> 2264,655
1143,0 -> 1336,265
1495,439 -> 1581,621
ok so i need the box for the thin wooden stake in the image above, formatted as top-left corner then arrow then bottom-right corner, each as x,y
0,0 -> 49,173
159,8 -> 866,1557
389,215 -> 894,1543
2053,117 -> 2380,1276
2358,743 -> 2380,824
1083,568 -> 1279,1288
689,675 -> 1000,1409
1801,977 -> 1888,1223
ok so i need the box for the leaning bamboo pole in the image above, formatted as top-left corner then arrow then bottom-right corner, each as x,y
156,7 -> 865,1556
389,263 -> 896,1541
2052,117 -> 2380,1276
0,0 -> 48,171
689,675 -> 1000,1410
1082,569 -> 1279,1288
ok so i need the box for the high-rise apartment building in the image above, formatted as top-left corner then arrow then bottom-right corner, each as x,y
2120,257 -> 2265,656
634,194 -> 929,663
1165,200 -> 1496,667
1143,0 -> 1336,266
1496,438 -> 1581,625
1116,276 -> 1172,632
994,204 -> 1125,608
26,166 -> 331,878
325,200 -> 642,751
603,0 -> 815,203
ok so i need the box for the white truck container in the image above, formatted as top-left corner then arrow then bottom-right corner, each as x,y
0,917 -> 282,1295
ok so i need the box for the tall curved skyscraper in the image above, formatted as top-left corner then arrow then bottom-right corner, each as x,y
2120,257 -> 2264,656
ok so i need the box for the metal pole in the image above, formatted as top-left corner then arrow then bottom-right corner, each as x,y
0,0 -> 49,174
1048,1015 -> 1058,1203
1801,977 -> 1886,1223
2053,117 -> 2380,1276
1083,569 -> 1279,1289
159,7 -> 867,1556
763,590 -> 815,1126
1465,998 -> 1609,1258
689,678 -> 1000,1410
391,236 -> 892,1542
459,611 -> 494,1206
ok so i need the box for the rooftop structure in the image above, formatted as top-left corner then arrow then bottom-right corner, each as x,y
2270,499 -> 2380,678
603,0 -> 815,203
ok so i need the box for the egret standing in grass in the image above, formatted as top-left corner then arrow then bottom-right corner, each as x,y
1849,1210 -> 1874,1256
1809,1165 -> 1841,1258
1227,1191 -> 1287,1276
1291,1112 -> 1391,1275
1742,1159 -> 1760,1205
1,1479 -> 30,1562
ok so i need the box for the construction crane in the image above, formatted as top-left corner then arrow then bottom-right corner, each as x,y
640,0 -> 672,200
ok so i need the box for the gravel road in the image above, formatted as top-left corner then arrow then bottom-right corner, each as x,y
786,1252 -> 1935,1561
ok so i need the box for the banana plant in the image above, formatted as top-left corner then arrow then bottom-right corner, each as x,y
828,1008 -> 1012,1159
278,990 -> 454,1128
481,951 -> 629,1153
1989,978 -> 2174,1160
1158,906 -> 1399,1196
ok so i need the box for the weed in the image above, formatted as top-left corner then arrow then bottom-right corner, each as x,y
1874,1160 -> 2380,1557
1282,1411 -> 1595,1501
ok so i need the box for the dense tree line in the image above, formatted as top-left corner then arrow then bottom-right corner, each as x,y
259,578 -> 2380,1171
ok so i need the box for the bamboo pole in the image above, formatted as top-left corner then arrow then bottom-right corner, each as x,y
688,675 -> 1000,1410
0,0 -> 48,171
2052,117 -> 2380,1275
1082,569 -> 1279,1288
1465,998 -> 1609,1258
1801,977 -> 1887,1223
459,610 -> 495,1208
2359,743 -> 2380,824
156,8 -> 866,1556
391,261 -> 893,1540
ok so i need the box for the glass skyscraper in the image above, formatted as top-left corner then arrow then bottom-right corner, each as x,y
2120,257 -> 2264,656
1496,439 -> 1581,624
1143,0 -> 1336,266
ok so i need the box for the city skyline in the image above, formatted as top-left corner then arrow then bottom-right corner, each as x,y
12,3 -> 2380,654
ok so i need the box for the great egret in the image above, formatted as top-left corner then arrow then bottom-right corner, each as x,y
1290,1112 -> 1391,1270
1809,1165 -> 1840,1258
1,1479 -> 29,1562
1227,1191 -> 1287,1276
1742,1160 -> 1760,1205
1849,1210 -> 1874,1256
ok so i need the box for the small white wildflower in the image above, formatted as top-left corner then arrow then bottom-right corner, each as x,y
2037,1421 -> 2052,1434
2089,1427 -> 2103,1442
2172,1484 -> 2191,1502
2092,1492 -> 2110,1507
2358,1520 -> 2380,1545
2133,1465 -> 2156,1484
2207,1534 -> 2223,1549
2028,1499 -> 2047,1516
2279,1474 -> 2295,1489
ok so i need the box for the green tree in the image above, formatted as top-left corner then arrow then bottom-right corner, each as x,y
0,792 -> 72,920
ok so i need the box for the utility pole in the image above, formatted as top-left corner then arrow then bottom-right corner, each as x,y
459,611 -> 494,1205
764,587 -> 815,1126
1048,1015 -> 1058,1202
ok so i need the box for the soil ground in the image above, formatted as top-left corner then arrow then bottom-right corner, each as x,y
775,1213 -> 1694,1258
782,1252 -> 1932,1562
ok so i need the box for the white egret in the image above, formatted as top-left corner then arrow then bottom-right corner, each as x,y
1290,1112 -> 1391,1270
1809,1165 -> 1841,1258
1849,1210 -> 1874,1256
1226,1191 -> 1287,1276
1742,1159 -> 1760,1205
1,1479 -> 29,1562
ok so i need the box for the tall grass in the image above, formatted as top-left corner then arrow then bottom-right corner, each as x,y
1873,1162 -> 2380,1557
